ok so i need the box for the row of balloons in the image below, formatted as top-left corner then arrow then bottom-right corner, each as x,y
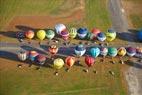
16,24 -> 118,42
18,45 -> 142,75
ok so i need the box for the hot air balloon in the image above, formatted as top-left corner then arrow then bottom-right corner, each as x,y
126,47 -> 136,57
74,44 -> 86,57
69,27 -> 77,39
65,56 -> 76,71
17,51 -> 27,61
77,28 -> 88,39
97,32 -> 106,42
118,47 -> 126,57
105,29 -> 116,42
55,24 -> 66,34
100,47 -> 108,62
85,56 -> 95,72
29,51 -> 39,62
91,28 -> 101,39
137,31 -> 142,42
53,58 -> 64,75
135,47 -> 142,58
25,30 -> 35,44
16,32 -> 25,42
60,30 -> 69,41
48,45 -> 59,59
108,47 -> 118,64
36,54 -> 46,65
36,30 -> 46,44
86,32 -> 94,40
89,47 -> 100,58
46,29 -> 55,40
117,47 -> 126,64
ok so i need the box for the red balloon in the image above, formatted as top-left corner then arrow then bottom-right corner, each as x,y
25,30 -> 34,39
65,56 -> 76,67
91,28 -> 101,39
85,56 -> 95,67
48,45 -> 58,55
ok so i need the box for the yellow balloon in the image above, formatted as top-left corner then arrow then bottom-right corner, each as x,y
118,47 -> 126,56
53,58 -> 64,70
37,30 -> 46,40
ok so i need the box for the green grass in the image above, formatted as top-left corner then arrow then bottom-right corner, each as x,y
0,58 -> 127,95
130,14 -> 142,28
85,0 -> 111,31
0,0 -> 65,30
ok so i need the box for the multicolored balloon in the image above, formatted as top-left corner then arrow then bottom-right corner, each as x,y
17,51 -> 27,61
46,29 -> 55,40
89,47 -> 100,58
86,32 -> 94,40
100,47 -> 108,57
36,30 -> 46,40
53,58 -> 64,70
97,32 -> 106,42
69,27 -> 77,39
16,32 -> 25,39
126,47 -> 136,57
29,51 -> 39,62
108,47 -> 118,57
77,28 -> 88,39
105,29 -> 116,42
60,30 -> 69,41
55,24 -> 66,34
85,56 -> 95,67
74,44 -> 86,57
48,45 -> 59,55
91,28 -> 101,39
36,54 -> 46,65
135,47 -> 142,58
25,30 -> 34,39
117,47 -> 126,56
65,56 -> 76,68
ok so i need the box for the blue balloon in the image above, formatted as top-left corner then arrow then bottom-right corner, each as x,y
97,32 -> 106,41
75,44 -> 86,57
77,28 -> 88,39
89,47 -> 100,58
137,31 -> 142,42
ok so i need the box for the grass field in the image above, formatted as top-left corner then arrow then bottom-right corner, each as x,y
0,0 -> 128,95
122,0 -> 142,29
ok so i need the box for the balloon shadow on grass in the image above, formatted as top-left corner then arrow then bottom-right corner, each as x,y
0,31 -> 17,38
125,60 -> 142,69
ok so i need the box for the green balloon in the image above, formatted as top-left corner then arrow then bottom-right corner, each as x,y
46,29 -> 55,40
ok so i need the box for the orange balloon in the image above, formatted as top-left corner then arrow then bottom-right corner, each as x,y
25,30 -> 34,39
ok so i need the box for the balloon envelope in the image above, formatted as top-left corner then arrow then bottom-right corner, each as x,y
135,47 -> 142,58
108,47 -> 118,57
69,27 -> 77,39
74,44 -> 86,57
53,58 -> 64,70
86,32 -> 94,40
117,47 -> 126,56
36,54 -> 46,65
91,28 -> 101,38
18,51 -> 27,61
105,29 -> 116,42
85,56 -> 95,67
137,31 -> 142,42
126,47 -> 136,57
16,32 -> 25,39
100,47 -> 108,56
25,30 -> 34,39
60,30 -> 69,40
89,47 -> 100,58
65,56 -> 75,67
97,32 -> 106,41
46,29 -> 55,40
77,28 -> 88,39
29,51 -> 39,61
55,24 -> 66,34
48,45 -> 59,55
37,30 -> 46,40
